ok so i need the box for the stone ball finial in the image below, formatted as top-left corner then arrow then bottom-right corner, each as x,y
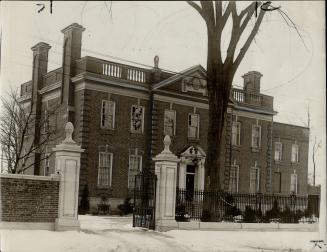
163,135 -> 171,153
64,122 -> 75,143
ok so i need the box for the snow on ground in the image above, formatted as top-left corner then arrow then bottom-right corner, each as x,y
0,215 -> 323,252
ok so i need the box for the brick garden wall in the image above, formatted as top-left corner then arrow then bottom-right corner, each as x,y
0,174 -> 60,222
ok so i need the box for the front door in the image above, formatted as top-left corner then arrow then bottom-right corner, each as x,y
186,165 -> 195,201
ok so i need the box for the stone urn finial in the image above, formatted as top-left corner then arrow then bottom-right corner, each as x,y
63,122 -> 75,143
154,55 -> 159,69
163,135 -> 171,153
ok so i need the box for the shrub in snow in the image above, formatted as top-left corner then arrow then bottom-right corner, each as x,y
243,206 -> 257,223
79,184 -> 90,215
98,195 -> 110,215
264,199 -> 281,223
223,194 -> 242,222
175,204 -> 190,222
201,209 -> 211,222
118,197 -> 133,216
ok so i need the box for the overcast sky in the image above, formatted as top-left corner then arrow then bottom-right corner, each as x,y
0,1 -> 325,184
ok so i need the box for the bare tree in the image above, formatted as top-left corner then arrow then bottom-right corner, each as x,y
311,136 -> 321,186
306,104 -> 321,186
0,89 -> 59,174
186,1 -> 276,190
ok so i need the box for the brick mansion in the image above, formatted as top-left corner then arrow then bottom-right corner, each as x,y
19,23 -> 309,210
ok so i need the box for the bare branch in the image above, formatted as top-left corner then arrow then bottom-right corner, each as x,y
278,9 -> 308,51
0,87 -> 60,174
187,1 -> 204,17
232,6 -> 266,73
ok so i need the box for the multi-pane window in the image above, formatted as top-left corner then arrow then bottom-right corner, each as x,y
252,125 -> 261,149
188,113 -> 199,138
291,144 -> 299,163
232,121 -> 241,146
164,110 -> 176,136
131,105 -> 144,133
44,153 -> 50,176
229,164 -> 239,193
249,163 -> 260,193
128,155 -> 142,189
290,173 -> 298,194
101,100 -> 115,129
98,152 -> 113,188
274,142 -> 283,161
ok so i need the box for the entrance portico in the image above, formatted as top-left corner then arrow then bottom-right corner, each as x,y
178,146 -> 206,192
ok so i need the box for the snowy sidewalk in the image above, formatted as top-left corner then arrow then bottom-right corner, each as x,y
0,215 -> 323,252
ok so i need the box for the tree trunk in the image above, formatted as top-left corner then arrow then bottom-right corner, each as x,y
204,30 -> 234,191
203,29 -> 235,221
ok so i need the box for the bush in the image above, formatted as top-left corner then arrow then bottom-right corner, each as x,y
201,209 -> 211,222
79,184 -> 90,215
280,206 -> 293,223
117,197 -> 133,216
279,206 -> 305,223
175,204 -> 190,222
243,206 -> 257,223
224,194 -> 242,217
264,200 -> 281,222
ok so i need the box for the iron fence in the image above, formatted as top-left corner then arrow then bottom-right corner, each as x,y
175,188 -> 320,223
133,172 -> 157,229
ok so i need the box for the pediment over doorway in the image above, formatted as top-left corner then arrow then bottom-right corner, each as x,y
179,146 -> 206,158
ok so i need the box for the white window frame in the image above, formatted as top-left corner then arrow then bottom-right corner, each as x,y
249,163 -> 260,193
43,109 -> 49,134
130,105 -> 144,133
229,164 -> 239,193
290,172 -> 298,194
274,142 -> 283,161
101,100 -> 116,129
188,113 -> 200,139
164,109 -> 176,136
44,153 -> 50,176
251,125 -> 261,149
232,121 -> 241,146
97,152 -> 113,188
128,155 -> 143,189
291,144 -> 299,163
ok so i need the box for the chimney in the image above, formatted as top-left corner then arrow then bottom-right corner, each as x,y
60,23 -> 85,122
242,71 -> 262,94
31,42 -> 51,95
30,42 -> 51,175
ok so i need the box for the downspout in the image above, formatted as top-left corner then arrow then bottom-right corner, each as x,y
60,38 -> 68,104
147,88 -> 154,174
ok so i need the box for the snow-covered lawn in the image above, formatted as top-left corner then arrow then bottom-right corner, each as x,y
0,215 -> 324,252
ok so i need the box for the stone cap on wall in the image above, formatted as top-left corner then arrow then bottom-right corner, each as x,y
0,173 -> 60,181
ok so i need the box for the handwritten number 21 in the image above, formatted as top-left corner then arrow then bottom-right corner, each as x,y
36,0 -> 53,14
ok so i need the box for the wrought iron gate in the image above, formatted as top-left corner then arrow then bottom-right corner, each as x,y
133,172 -> 157,229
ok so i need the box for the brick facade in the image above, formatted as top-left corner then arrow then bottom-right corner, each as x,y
0,175 -> 59,222
18,23 -> 310,211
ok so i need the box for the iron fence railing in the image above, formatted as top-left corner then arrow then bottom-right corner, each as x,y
175,188 -> 320,223
133,172 -> 157,230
